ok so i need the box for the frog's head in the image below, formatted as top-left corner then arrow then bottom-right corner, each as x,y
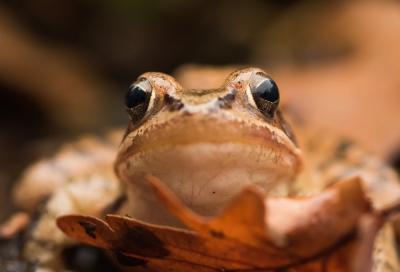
115,68 -> 302,215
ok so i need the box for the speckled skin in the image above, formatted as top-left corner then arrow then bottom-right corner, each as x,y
3,68 -> 400,271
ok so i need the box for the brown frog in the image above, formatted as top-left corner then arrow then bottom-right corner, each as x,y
2,68 -> 400,271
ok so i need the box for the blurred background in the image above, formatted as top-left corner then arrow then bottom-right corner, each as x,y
1,0 -> 400,250
1,0 -> 400,270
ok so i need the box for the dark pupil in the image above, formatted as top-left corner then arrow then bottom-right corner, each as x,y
255,80 -> 279,102
125,85 -> 147,108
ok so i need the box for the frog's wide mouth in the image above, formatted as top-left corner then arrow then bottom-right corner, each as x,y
116,111 -> 302,184
117,110 -> 300,163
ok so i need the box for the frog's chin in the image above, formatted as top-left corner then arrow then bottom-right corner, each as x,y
116,142 -> 301,222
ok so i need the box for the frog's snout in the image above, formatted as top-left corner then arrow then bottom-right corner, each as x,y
168,90 -> 236,114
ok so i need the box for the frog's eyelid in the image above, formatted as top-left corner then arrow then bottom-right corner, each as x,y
245,85 -> 257,109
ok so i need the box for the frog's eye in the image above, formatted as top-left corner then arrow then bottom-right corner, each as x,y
125,85 -> 147,108
246,72 -> 279,118
125,78 -> 155,123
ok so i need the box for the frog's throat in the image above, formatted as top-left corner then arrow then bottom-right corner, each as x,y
115,140 -> 302,223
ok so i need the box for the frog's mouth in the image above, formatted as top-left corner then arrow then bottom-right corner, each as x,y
115,111 -> 302,218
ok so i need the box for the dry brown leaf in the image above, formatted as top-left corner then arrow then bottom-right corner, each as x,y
57,176 -> 385,272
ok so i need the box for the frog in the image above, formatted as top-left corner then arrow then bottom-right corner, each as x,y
1,67 -> 400,271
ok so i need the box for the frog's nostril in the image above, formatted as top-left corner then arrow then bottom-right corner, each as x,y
166,94 -> 184,111
169,100 -> 184,111
218,93 -> 235,109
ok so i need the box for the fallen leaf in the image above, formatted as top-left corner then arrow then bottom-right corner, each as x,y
57,176 -> 387,271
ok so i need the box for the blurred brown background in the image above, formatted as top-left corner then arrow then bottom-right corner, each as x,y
1,0 -> 400,223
